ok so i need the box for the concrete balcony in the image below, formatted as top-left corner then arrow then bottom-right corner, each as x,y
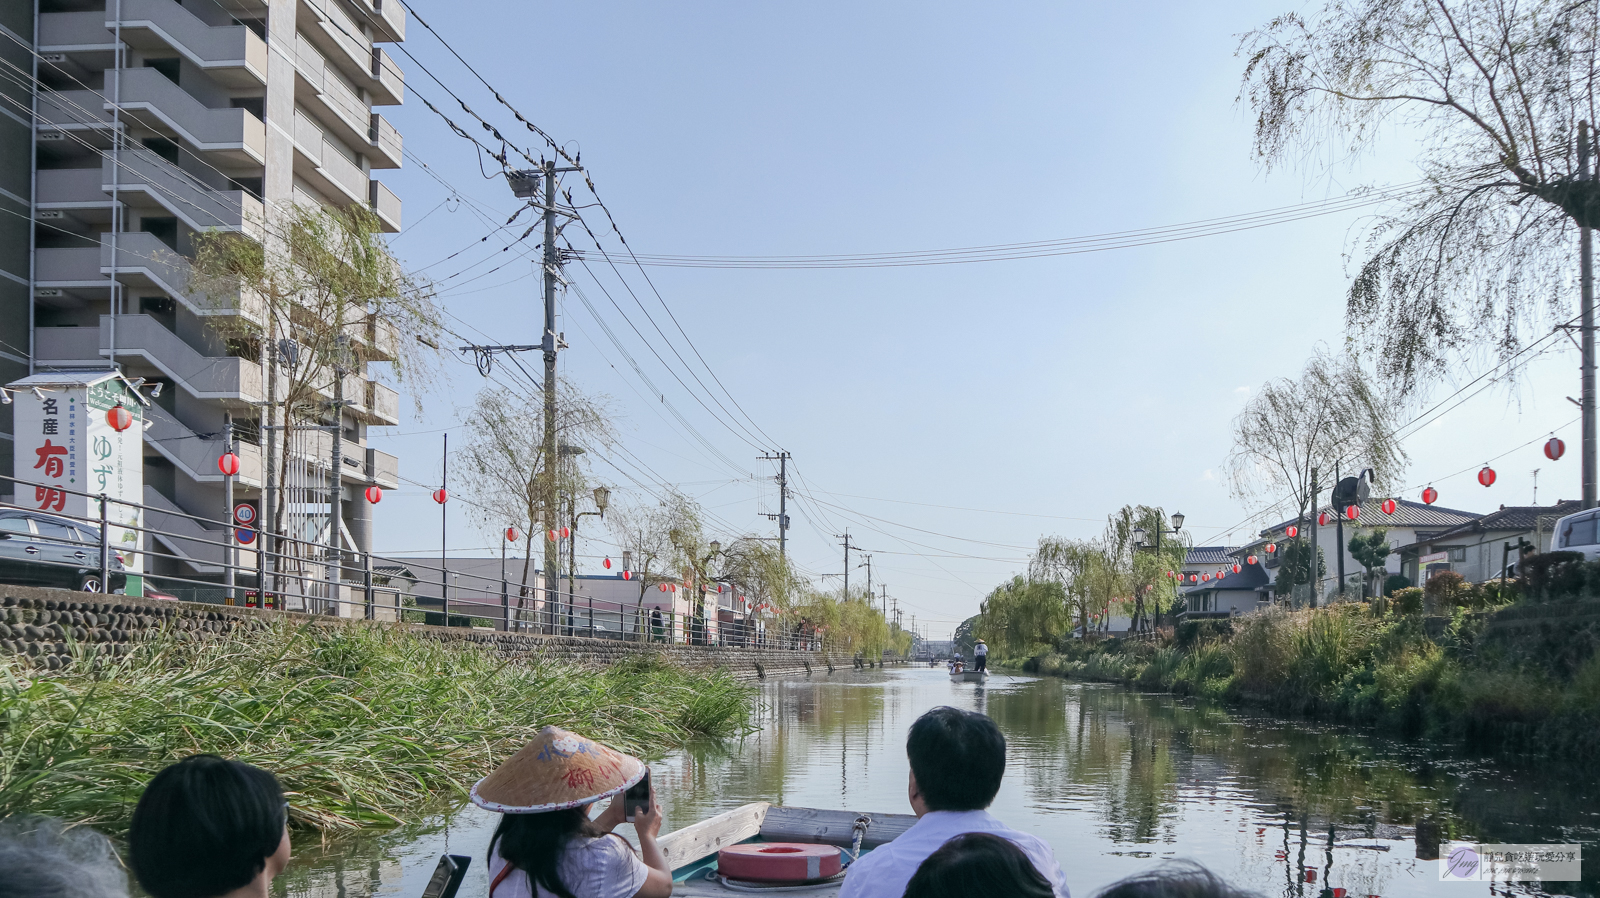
349,315 -> 399,362
369,179 -> 400,232
38,89 -> 112,131
293,38 -> 401,171
352,0 -> 405,43
34,325 -> 101,366
32,317 -> 261,402
111,0 -> 267,88
292,111 -> 368,206
97,314 -> 263,402
145,403 -> 264,487
369,114 -> 402,169
36,167 -> 108,213
34,246 -> 103,289
37,11 -> 115,51
102,150 -> 265,239
370,46 -> 403,106
108,68 -> 266,164
298,0 -> 377,89
276,427 -> 397,486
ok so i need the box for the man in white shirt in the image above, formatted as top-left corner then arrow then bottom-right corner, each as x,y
838,707 -> 1069,898
973,639 -> 989,672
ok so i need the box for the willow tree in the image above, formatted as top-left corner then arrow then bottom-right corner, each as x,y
1240,1 -> 1600,393
190,204 -> 443,581
1030,537 -> 1099,642
455,379 -> 614,618
604,489 -> 702,636
1228,350 -> 1407,580
719,537 -> 799,639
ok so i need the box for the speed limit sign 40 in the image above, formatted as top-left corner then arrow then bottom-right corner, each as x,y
234,503 -> 257,527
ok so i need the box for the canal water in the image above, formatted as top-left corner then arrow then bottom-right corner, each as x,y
274,667 -> 1600,898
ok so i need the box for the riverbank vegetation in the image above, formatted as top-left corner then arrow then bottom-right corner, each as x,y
1011,602 -> 1600,756
0,620 -> 756,832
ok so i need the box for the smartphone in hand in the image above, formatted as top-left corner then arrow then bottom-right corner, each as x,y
624,769 -> 651,821
420,854 -> 471,898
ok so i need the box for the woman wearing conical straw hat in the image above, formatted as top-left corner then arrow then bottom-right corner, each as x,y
472,726 -> 672,898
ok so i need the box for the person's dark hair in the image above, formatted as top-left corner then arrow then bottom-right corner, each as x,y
906,706 -> 1005,810
902,833 -> 1052,898
129,755 -> 287,898
1096,862 -> 1263,898
490,808 -> 607,898
0,816 -> 128,898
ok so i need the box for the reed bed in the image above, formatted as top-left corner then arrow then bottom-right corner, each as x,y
1010,604 -> 1600,755
0,621 -> 756,832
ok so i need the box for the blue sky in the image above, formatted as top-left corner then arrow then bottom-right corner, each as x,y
368,1 -> 1583,637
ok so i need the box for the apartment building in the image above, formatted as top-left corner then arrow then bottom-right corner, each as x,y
4,0 -> 404,590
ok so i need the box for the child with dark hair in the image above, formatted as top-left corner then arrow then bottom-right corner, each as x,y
1096,862 -> 1264,898
839,707 -> 1068,898
128,755 -> 291,898
0,816 -> 128,898
902,833 -> 1054,898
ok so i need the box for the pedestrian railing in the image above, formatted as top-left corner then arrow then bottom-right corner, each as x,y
0,472 -> 835,652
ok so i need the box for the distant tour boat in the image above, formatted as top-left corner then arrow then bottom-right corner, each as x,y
949,669 -> 988,683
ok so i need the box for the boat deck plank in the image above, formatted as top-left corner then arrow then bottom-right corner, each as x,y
660,801 -> 771,871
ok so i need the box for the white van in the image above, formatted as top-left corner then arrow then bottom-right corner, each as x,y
1551,509 -> 1600,560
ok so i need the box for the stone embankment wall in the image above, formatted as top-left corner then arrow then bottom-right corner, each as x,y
0,584 -> 837,680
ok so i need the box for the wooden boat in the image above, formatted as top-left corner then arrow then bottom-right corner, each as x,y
949,669 -> 988,683
659,802 -> 915,895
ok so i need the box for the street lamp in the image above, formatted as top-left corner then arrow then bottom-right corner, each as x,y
569,483 -> 611,637
1132,511 -> 1186,632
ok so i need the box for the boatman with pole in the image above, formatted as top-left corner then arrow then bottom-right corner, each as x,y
973,638 -> 988,673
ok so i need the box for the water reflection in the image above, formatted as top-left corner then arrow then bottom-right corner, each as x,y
275,668 -> 1599,898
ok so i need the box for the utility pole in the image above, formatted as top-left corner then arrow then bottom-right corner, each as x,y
1334,463 -> 1346,598
759,452 -> 790,559
1582,120 -> 1596,509
860,554 -> 872,610
327,337 -> 348,615
838,531 -> 857,601
1309,466 -> 1320,610
880,583 -> 888,619
508,163 -> 580,633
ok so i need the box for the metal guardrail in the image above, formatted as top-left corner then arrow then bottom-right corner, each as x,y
0,472 -> 836,653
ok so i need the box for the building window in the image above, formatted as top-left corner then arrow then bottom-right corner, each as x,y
1449,547 -> 1466,562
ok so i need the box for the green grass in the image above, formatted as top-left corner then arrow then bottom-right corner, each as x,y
1016,605 -> 1600,756
0,620 -> 756,832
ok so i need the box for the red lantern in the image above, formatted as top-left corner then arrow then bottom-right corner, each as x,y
505,527 -> 518,542
1546,437 -> 1566,460
1166,570 -> 1174,578
1478,466 -> 1496,487
432,488 -> 448,504
623,570 -> 632,581
1266,542 -> 1277,554
1318,511 -> 1330,526
217,452 -> 240,477
659,583 -> 667,592
560,526 -> 571,539
603,557 -> 612,569
1189,574 -> 1198,583
547,529 -> 557,542
1285,525 -> 1298,538
1346,505 -> 1360,521
365,485 -> 382,504
1202,573 -> 1211,582
717,584 -> 724,594
1232,563 -> 1241,573
1247,555 -> 1257,565
1382,498 -> 1397,515
106,404 -> 132,432
1422,486 -> 1438,505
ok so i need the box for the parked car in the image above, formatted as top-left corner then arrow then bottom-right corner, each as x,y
1551,509 -> 1600,561
0,507 -> 127,592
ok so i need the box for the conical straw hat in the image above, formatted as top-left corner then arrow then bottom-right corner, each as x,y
470,726 -> 647,814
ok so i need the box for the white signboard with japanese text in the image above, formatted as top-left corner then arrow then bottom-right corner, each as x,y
10,373 -> 145,592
